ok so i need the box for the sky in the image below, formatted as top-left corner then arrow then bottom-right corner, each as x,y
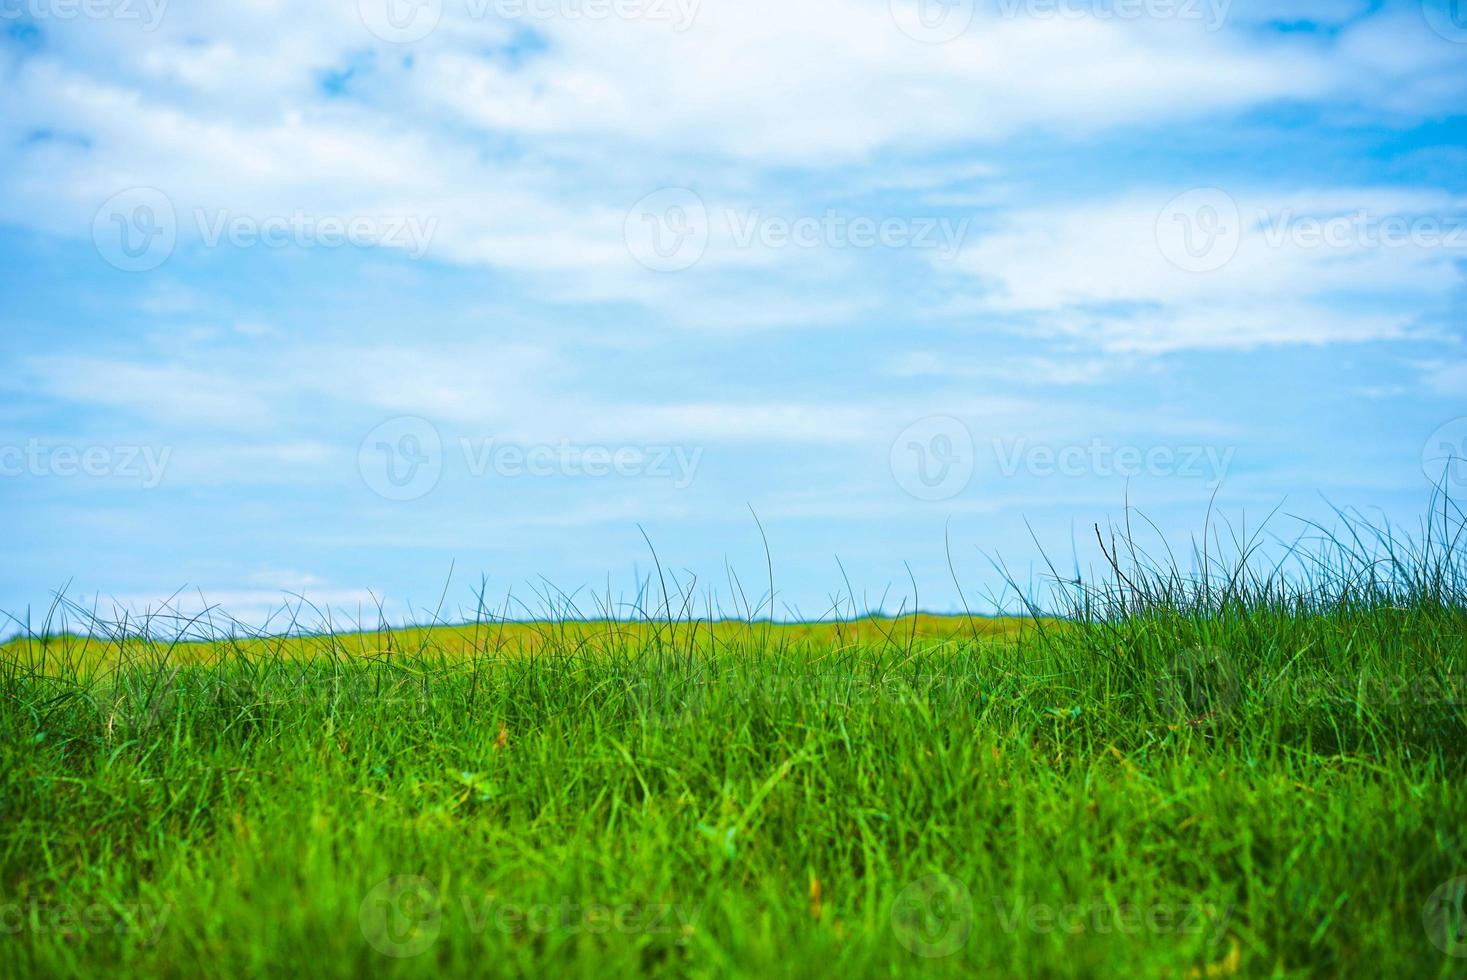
1,0 -> 1466,630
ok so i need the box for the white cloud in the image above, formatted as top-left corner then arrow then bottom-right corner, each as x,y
25,356 -> 279,427
891,350 -> 1137,385
409,5 -> 1338,162
0,0 -> 1458,383
1418,359 -> 1467,395
3,0 -> 1460,299
950,187 -> 1467,352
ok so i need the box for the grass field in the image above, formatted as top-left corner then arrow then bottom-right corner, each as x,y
3,507 -> 1466,977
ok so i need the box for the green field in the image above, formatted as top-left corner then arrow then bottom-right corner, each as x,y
3,512 -> 1466,977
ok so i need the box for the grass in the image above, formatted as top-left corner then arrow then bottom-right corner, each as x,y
2,501 -> 1466,978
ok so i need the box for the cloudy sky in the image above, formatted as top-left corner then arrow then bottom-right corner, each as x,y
2,0 -> 1465,628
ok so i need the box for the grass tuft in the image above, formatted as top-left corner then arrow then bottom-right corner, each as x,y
2,499 -> 1465,977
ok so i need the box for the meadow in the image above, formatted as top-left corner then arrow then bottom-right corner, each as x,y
2,506 -> 1465,978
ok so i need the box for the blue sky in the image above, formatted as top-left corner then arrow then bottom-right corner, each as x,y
1,0 -> 1465,629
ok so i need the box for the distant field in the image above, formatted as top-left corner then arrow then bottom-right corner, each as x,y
3,516 -> 1466,977
0,614 -> 1037,672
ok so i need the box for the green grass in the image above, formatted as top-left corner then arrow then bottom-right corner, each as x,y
3,503 -> 1466,978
